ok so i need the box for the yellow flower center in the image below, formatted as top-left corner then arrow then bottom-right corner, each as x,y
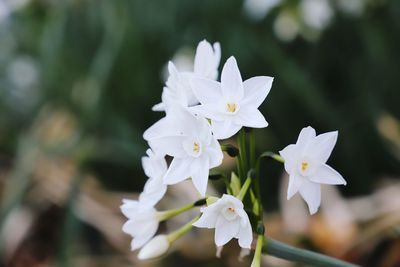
227,103 -> 237,113
193,142 -> 200,153
301,161 -> 309,172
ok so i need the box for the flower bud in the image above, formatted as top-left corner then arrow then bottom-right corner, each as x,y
138,235 -> 170,260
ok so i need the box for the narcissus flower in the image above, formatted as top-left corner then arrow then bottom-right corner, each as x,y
153,40 -> 221,112
120,199 -> 159,250
146,107 -> 223,196
190,56 -> 273,139
193,194 -> 253,248
279,126 -> 347,214
139,149 -> 168,207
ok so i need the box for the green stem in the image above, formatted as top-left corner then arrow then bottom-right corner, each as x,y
249,129 -> 256,168
158,202 -> 196,221
238,129 -> 248,178
167,216 -> 200,243
251,235 -> 264,267
262,238 -> 360,267
237,176 -> 252,201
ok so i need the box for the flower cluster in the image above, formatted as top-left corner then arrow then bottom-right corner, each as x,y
121,40 -> 347,265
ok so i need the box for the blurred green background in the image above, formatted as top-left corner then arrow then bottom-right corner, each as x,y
0,0 -> 399,267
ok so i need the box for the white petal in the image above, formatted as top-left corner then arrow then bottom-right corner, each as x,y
242,76 -> 274,108
131,235 -> 152,250
190,77 -> 222,104
163,158 -> 193,184
120,200 -> 140,218
287,174 -> 303,200
191,157 -> 210,196
137,235 -> 170,259
194,40 -> 221,79
310,164 -> 346,185
148,136 -> 186,158
152,102 -> 165,112
234,106 -> 268,128
279,144 -> 298,174
299,181 -> 321,215
193,209 -> 219,228
211,119 -> 242,140
221,194 -> 244,209
296,126 -> 316,153
215,216 -> 241,246
221,56 -> 244,101
308,131 -> 338,163
237,221 -> 253,249
190,104 -> 225,121
143,116 -> 182,141
207,137 -> 224,168
139,178 -> 167,206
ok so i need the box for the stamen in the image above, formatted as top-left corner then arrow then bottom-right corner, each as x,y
193,142 -> 200,153
227,103 -> 237,113
301,161 -> 309,172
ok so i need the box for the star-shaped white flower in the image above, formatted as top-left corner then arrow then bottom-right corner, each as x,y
139,149 -> 168,207
190,56 -> 273,139
193,194 -> 253,248
279,126 -> 347,214
121,199 -> 159,250
153,40 -> 221,112
145,107 -> 223,196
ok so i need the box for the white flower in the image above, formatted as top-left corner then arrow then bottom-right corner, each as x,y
193,194 -> 253,248
279,126 -> 347,214
139,149 -> 168,207
121,199 -> 159,250
153,40 -> 221,112
138,235 -> 170,260
145,107 -> 223,196
190,56 -> 273,139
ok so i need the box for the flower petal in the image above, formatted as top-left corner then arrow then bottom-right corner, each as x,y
207,137 -> 224,168
242,76 -> 274,108
163,158 -> 193,184
287,174 -> 303,200
148,136 -> 186,158
190,104 -> 225,121
310,164 -> 346,185
234,106 -> 268,128
215,216 -> 240,246
190,77 -> 222,104
191,157 -> 210,196
211,119 -> 242,140
237,220 -> 253,249
221,56 -> 244,101
308,131 -> 338,163
279,144 -> 298,174
193,209 -> 219,228
194,40 -> 221,80
296,126 -> 316,153
299,181 -> 321,215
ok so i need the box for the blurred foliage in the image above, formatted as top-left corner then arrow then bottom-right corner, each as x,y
0,0 -> 400,266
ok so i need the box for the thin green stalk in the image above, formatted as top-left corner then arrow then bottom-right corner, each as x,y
263,238 -> 360,267
251,235 -> 264,267
158,202 -> 195,221
249,129 -> 256,168
167,216 -> 200,243
238,129 -> 248,177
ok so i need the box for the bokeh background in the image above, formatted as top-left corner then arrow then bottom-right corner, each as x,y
0,0 -> 400,266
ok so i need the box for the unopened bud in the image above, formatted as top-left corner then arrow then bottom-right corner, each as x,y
222,144 -> 239,157
138,235 -> 170,260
